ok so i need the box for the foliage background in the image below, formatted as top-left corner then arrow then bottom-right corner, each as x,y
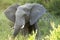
0,0 -> 60,40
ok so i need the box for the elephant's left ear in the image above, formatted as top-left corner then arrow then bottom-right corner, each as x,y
30,4 -> 47,25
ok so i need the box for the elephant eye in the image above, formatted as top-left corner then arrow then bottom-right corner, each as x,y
23,14 -> 26,17
24,14 -> 30,23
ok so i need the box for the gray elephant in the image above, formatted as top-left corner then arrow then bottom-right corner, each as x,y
4,3 -> 46,39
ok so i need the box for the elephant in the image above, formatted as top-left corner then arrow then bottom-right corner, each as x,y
4,3 -> 47,39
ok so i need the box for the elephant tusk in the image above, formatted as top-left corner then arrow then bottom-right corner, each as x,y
21,25 -> 24,29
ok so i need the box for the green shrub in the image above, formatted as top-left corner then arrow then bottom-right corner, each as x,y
44,22 -> 60,40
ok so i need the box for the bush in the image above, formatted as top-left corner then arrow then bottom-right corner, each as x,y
43,22 -> 60,40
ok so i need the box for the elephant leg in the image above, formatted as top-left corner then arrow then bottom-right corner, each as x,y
28,25 -> 36,34
35,23 -> 41,40
28,22 -> 41,40
27,22 -> 37,34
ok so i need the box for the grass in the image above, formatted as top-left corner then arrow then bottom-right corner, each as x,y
0,10 -> 11,40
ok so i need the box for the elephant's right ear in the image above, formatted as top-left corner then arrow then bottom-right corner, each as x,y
4,4 -> 20,22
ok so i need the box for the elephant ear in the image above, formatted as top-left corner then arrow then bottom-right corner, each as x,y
30,4 -> 47,25
4,4 -> 19,22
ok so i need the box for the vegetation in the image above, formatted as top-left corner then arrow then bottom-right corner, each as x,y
0,0 -> 60,40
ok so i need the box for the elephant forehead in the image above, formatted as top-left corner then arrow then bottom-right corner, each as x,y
16,6 -> 26,17
19,4 -> 32,16
17,5 -> 31,18
20,3 -> 33,9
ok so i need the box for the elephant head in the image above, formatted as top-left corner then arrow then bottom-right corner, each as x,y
4,3 -> 46,37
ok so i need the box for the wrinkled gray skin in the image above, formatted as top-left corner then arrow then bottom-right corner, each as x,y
4,3 -> 46,39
